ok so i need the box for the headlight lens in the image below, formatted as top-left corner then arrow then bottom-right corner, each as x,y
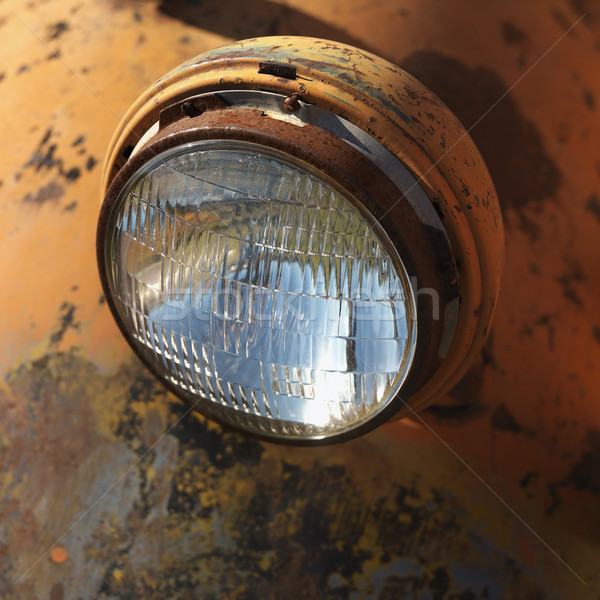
105,140 -> 416,440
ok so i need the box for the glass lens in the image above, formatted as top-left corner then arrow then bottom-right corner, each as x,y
106,141 -> 416,439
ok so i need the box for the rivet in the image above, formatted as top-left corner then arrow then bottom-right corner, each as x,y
283,93 -> 302,112
181,99 -> 207,118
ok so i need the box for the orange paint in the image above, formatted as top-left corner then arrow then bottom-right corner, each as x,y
49,546 -> 68,564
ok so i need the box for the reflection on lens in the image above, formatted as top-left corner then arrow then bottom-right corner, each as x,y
106,141 -> 416,439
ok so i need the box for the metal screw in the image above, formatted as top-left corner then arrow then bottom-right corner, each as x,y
283,93 -> 302,112
181,99 -> 207,118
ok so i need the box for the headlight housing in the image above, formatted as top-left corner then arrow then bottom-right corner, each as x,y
97,37 -> 503,444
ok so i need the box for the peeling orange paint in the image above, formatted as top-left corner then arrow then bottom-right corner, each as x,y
49,547 -> 68,564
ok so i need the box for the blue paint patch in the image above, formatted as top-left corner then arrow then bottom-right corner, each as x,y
391,108 -> 411,124
451,563 -> 503,600
370,558 -> 424,597
328,573 -> 345,588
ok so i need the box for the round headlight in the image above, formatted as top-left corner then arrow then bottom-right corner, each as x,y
106,140 -> 415,439
97,37 -> 503,444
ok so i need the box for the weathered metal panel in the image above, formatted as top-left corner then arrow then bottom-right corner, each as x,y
0,0 -> 599,598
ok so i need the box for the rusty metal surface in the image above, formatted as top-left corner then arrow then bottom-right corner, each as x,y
0,0 -> 599,599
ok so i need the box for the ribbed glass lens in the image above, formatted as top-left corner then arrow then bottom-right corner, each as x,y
106,141 -> 416,439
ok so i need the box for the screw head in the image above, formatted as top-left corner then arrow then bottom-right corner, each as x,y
283,93 -> 301,112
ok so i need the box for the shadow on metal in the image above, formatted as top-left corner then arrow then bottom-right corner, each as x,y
157,0 -> 392,61
400,51 -> 560,221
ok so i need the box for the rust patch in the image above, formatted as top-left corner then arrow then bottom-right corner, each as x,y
490,404 -> 521,433
501,20 -> 527,44
582,88 -> 596,109
549,431 -> 600,514
49,582 -> 64,600
23,128 -> 85,184
586,194 -> 600,221
26,129 -> 59,171
519,471 -> 538,500
534,313 -> 557,351
50,302 -> 79,344
1,352 -> 554,599
64,166 -> 80,181
1,353 -> 139,598
556,258 -> 586,307
47,21 -> 69,40
566,431 -> 600,494
569,0 -> 600,32
553,9 -> 577,33
22,180 -> 65,205
400,51 -> 560,237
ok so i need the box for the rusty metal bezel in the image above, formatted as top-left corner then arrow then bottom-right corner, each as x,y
97,103 -> 460,444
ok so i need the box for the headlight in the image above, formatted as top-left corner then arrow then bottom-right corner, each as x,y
97,36 -> 503,444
